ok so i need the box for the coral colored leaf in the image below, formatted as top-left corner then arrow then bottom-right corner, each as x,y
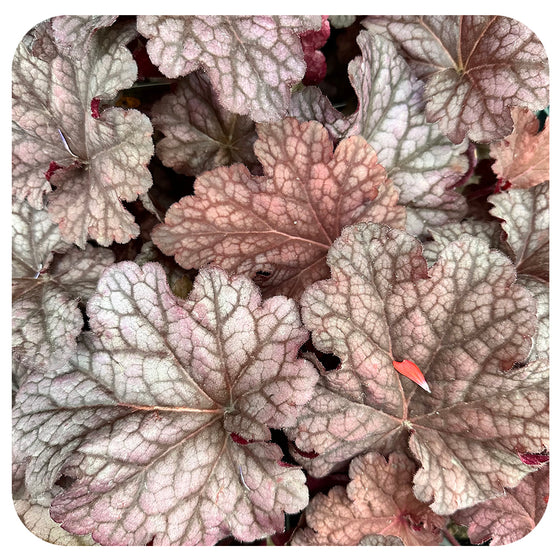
490,107 -> 549,188
12,20 -> 153,246
136,16 -> 322,121
150,71 -> 258,176
12,262 -> 318,545
289,223 -> 547,515
290,31 -> 470,234
363,16 -> 549,143
12,199 -> 114,371
453,464 -> 549,545
152,118 -> 405,299
292,452 -> 446,546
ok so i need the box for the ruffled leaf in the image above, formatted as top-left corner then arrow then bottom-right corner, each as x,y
13,262 -> 318,545
292,452 -> 446,546
12,199 -> 114,371
50,16 -> 119,59
290,31 -> 470,234
290,223 -> 547,515
489,182 -> 549,281
12,20 -> 153,246
151,71 -> 257,176
136,16 -> 322,121
490,107 -> 549,188
152,118 -> 405,299
300,16 -> 330,85
453,464 -> 549,545
363,16 -> 549,143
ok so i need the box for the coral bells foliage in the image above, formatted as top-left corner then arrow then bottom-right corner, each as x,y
12,15 -> 549,547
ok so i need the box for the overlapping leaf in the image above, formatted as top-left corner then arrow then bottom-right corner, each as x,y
150,71 -> 258,176
489,183 -> 549,282
50,16 -> 119,59
136,16 -> 322,121
424,183 -> 548,362
453,464 -> 549,545
363,16 -> 549,143
12,199 -> 114,371
292,452 -> 445,546
290,31 -> 470,234
13,262 -> 318,545
289,222 -> 548,515
300,16 -> 330,85
12,20 -> 153,246
152,117 -> 405,299
490,107 -> 549,188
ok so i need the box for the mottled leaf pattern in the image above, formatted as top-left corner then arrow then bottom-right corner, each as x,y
12,199 -> 114,370
12,22 -> 153,246
152,118 -> 405,299
363,16 -> 549,143
151,72 -> 257,176
290,223 -> 547,514
290,31 -> 470,234
490,107 -> 549,188
453,464 -> 549,545
13,262 -> 318,544
292,452 -> 445,545
347,31 -> 469,233
11,13 -> 550,547
50,16 -> 118,59
489,182 -> 549,281
136,16 -> 322,121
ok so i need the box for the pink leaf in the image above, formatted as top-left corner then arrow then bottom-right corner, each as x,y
12,20 -> 153,247
289,222 -> 548,515
151,71 -> 258,176
292,452 -> 446,546
152,118 -> 405,299
12,199 -> 114,371
489,182 -> 549,281
136,16 -> 322,121
13,262 -> 318,545
453,464 -> 549,545
290,31 -> 470,234
490,107 -> 549,188
363,16 -> 549,143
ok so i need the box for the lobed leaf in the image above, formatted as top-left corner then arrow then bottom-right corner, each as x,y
453,464 -> 549,545
292,452 -> 446,546
12,20 -> 153,247
152,118 -> 405,299
290,31 -> 470,234
290,223 -> 547,515
151,71 -> 258,176
490,107 -> 549,188
363,16 -> 549,143
12,199 -> 114,371
136,16 -> 322,121
13,262 -> 318,545
489,182 -> 549,282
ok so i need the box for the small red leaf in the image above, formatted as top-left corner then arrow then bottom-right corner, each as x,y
393,359 -> 431,393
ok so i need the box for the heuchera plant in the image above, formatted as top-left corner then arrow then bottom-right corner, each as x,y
12,15 -> 549,547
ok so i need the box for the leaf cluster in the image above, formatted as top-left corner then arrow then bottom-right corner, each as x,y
12,15 -> 549,547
